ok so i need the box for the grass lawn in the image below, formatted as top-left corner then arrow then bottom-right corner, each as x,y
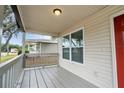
1,54 -> 17,63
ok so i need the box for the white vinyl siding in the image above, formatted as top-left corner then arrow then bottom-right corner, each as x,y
41,43 -> 58,53
58,6 -> 124,88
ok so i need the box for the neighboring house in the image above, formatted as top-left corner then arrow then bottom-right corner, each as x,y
10,48 -> 18,53
26,39 -> 58,54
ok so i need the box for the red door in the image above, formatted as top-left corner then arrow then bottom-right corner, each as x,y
114,14 -> 124,88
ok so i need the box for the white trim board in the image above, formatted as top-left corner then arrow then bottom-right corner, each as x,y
110,10 -> 124,88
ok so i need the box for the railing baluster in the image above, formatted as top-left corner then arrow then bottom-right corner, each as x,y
4,71 -> 7,88
6,70 -> 9,88
11,68 -> 13,88
9,67 -> 12,88
2,73 -> 6,88
0,75 -> 2,88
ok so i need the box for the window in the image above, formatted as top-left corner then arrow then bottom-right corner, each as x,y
62,29 -> 84,64
71,30 -> 83,47
71,48 -> 83,63
71,30 -> 83,63
63,48 -> 70,59
62,35 -> 70,60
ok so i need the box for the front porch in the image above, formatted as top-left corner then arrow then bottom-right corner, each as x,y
1,5 -> 124,88
17,66 -> 97,88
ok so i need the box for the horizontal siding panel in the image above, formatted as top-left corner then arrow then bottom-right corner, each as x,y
85,52 -> 111,56
62,60 -> 112,76
85,24 -> 109,32
86,35 -> 110,42
85,29 -> 110,37
84,19 -> 109,29
85,55 -> 112,60
86,58 -> 112,64
85,44 -> 111,49
86,40 -> 111,46
85,47 -> 111,52
85,62 -> 112,68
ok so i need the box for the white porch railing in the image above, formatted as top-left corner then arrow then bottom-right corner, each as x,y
0,54 -> 24,88
25,53 -> 59,68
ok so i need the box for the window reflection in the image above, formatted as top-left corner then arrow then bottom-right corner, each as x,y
71,30 -> 83,47
62,35 -> 70,48
71,48 -> 83,63
63,48 -> 70,60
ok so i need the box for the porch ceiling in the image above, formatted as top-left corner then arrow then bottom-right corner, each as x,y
17,5 -> 106,36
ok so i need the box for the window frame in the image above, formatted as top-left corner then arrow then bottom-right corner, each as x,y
61,27 -> 85,64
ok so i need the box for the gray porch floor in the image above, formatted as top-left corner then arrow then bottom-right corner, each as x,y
16,66 -> 97,88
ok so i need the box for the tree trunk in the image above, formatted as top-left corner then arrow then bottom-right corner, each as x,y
1,33 -> 12,51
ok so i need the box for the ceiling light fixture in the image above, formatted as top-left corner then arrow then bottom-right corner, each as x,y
53,8 -> 62,16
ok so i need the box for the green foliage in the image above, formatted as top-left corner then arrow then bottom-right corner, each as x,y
25,44 -> 29,53
18,50 -> 22,55
1,43 -> 21,52
25,50 -> 29,53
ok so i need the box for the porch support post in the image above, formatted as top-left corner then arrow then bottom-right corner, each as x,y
40,42 -> 42,54
22,32 -> 26,68
22,32 -> 26,54
0,24 -> 2,63
0,6 -> 4,87
35,43 -> 37,53
0,5 -> 4,63
28,43 -> 30,52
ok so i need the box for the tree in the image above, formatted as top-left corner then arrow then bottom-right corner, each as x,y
2,5 -> 20,52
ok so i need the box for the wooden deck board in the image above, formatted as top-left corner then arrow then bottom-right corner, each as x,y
49,67 -> 90,88
44,68 -> 64,88
47,67 -> 75,88
30,69 -> 38,88
21,70 -> 30,88
35,69 -> 47,88
18,67 -> 97,88
16,70 -> 24,88
53,67 -> 95,88
40,69 -> 56,88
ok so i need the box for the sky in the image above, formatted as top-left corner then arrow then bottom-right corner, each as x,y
1,32 -> 51,46
26,32 -> 51,40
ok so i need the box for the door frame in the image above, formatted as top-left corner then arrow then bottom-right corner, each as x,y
110,10 -> 124,88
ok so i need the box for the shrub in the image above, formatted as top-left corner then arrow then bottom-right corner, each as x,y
18,50 -> 22,55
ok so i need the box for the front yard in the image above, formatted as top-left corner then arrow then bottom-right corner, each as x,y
1,54 -> 17,63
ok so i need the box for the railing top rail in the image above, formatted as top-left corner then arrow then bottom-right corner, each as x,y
0,54 -> 23,76
26,53 -> 59,57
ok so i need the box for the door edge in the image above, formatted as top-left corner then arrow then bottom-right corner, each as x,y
110,10 -> 124,88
